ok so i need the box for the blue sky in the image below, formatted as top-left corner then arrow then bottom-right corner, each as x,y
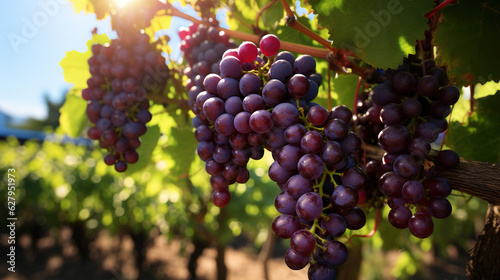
0,0 -> 203,120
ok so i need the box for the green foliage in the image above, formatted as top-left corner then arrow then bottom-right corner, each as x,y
308,0 -> 433,69
433,0 -> 500,86
59,33 -> 110,90
447,91 -> 500,164
59,94 -> 88,137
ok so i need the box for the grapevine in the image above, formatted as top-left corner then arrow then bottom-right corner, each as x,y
61,0 -> 500,279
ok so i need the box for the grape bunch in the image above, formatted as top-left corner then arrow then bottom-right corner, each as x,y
271,103 -> 369,279
182,28 -> 370,279
84,33 -> 170,172
356,57 -> 460,238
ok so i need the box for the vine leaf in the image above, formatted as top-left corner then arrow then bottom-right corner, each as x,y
59,94 -> 88,137
309,0 -> 433,69
59,33 -> 110,90
433,0 -> 500,86
446,91 -> 500,164
67,0 -> 110,19
126,125 -> 161,173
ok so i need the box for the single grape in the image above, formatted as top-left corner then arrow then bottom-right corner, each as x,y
290,229 -> 316,256
331,185 -> 359,210
322,241 -> 348,266
388,206 -> 412,229
272,214 -> 301,239
296,192 -> 323,221
320,214 -> 346,238
297,154 -> 324,180
408,212 -> 434,238
212,189 -> 231,208
284,248 -> 310,270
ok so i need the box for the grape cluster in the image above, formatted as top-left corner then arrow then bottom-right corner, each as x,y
183,29 -> 370,278
356,57 -> 460,238
270,103 -> 369,278
84,33 -> 169,172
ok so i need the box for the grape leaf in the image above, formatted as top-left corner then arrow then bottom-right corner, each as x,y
126,125 -> 161,173
433,0 -> 500,86
59,94 -> 88,137
67,0 -> 109,19
259,0 -> 284,30
446,91 -> 500,164
59,33 -> 110,90
308,0 -> 433,69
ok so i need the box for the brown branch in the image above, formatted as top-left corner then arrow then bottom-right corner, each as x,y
467,204 -> 500,279
365,144 -> 500,205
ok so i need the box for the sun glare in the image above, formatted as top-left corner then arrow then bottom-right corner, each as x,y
114,0 -> 136,9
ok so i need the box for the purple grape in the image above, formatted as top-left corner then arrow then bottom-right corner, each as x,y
272,214 -> 301,239
290,229 -> 316,256
324,119 -> 348,140
284,248 -> 310,270
243,94 -> 266,113
287,74 -> 310,99
269,60 -> 293,82
341,167 -> 367,190
293,55 -> 316,76
331,185 -> 359,209
300,131 -> 324,154
402,180 -> 425,203
272,103 -> 300,129
342,207 -> 366,230
388,206 -> 412,229
284,124 -> 307,146
308,261 -> 336,280
393,154 -> 420,179
378,125 -> 411,154
275,191 -> 298,215
234,112 -> 252,134
225,96 -> 243,116
269,161 -> 295,184
321,214 -> 346,237
214,113 -> 236,136
286,174 -> 314,200
297,154 -> 324,180
277,145 -> 305,171
322,241 -> 348,266
428,197 -> 452,219
296,192 -> 323,221
378,171 -> 406,197
203,97 -> 226,122
408,212 -> 434,238
262,79 -> 287,106
239,73 -> 262,96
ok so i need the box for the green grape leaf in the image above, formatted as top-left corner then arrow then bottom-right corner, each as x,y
126,125 -> 161,173
259,1 -> 284,30
309,0 -> 433,69
331,74 -> 362,110
67,0 -> 109,19
59,94 -> 88,137
446,91 -> 500,164
59,33 -> 110,90
433,0 -> 500,86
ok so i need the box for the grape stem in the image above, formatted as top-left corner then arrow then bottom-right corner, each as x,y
345,207 -> 381,246
425,0 -> 457,19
